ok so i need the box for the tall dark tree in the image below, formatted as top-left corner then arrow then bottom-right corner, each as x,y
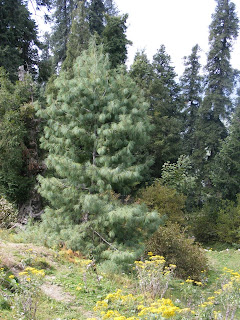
0,0 -> 39,80
0,68 -> 38,203
51,0 -> 75,68
62,1 -> 90,71
102,14 -> 131,68
150,45 -> 184,177
211,91 -> 240,201
38,32 -> 54,83
130,48 -> 184,178
180,44 -> 203,156
87,0 -> 105,35
130,51 -> 153,92
193,0 -> 239,178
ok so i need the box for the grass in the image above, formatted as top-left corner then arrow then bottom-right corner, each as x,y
0,229 -> 240,319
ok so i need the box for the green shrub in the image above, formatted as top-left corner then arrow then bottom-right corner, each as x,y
192,197 -> 240,245
138,180 -> 186,224
146,223 -> 208,280
191,201 -> 220,244
216,195 -> 240,244
0,196 -> 18,228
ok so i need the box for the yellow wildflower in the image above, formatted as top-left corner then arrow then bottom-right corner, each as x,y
186,279 -> 194,283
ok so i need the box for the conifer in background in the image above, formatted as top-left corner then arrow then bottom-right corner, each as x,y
37,42 -> 159,263
0,0 -> 39,80
211,93 -> 240,201
102,14 -> 131,68
130,51 -> 153,93
51,0 -> 75,68
62,2 -> 91,71
130,47 -> 184,179
38,32 -> 54,83
193,0 -> 239,180
149,45 -> 184,178
180,44 -> 203,156
88,0 -> 105,35
0,68 -> 37,204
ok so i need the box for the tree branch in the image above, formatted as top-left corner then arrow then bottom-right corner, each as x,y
92,229 -> 118,251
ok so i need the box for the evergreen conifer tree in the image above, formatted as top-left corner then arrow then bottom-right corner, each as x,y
0,68 -> 37,203
102,14 -> 131,68
37,42 -> 159,263
150,45 -> 184,177
211,93 -> 240,201
51,0 -> 75,68
180,45 -> 203,156
62,2 -> 91,71
193,0 -> 239,178
130,51 -> 153,92
38,32 -> 54,83
130,48 -> 184,179
0,0 -> 39,80
87,0 -> 105,35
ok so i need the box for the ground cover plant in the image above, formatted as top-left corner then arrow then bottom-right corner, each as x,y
0,230 -> 240,320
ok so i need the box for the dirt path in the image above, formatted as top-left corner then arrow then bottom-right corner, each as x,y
0,240 -> 96,319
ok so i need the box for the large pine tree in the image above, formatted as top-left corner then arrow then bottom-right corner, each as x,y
37,42 -> 158,261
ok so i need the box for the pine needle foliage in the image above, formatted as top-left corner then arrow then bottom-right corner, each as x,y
37,41 -> 159,264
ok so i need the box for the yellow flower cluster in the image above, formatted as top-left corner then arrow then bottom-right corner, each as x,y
185,278 -> 203,286
137,298 -> 180,318
94,289 -> 137,313
89,263 -> 240,320
19,266 -> 45,278
93,289 -> 183,320
134,254 -> 176,299
75,258 -> 93,267
223,267 -> 240,282
134,255 -> 166,270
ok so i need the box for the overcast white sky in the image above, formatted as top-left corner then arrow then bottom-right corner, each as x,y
32,0 -> 240,77
114,0 -> 240,76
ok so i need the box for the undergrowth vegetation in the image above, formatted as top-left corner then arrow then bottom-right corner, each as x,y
146,223 -> 208,280
0,231 -> 240,320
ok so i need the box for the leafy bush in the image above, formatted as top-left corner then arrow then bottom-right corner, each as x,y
0,196 -> 18,228
139,180 -> 185,224
191,201 -> 220,244
192,197 -> 240,245
161,155 -> 196,195
216,195 -> 240,244
146,223 -> 208,280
